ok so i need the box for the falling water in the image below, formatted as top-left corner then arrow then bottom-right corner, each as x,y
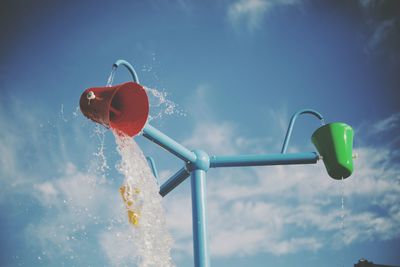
340,176 -> 345,267
106,65 -> 118,87
115,134 -> 175,267
93,125 -> 110,176
102,63 -> 182,266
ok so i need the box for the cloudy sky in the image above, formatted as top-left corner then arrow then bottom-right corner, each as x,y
1,0 -> 400,267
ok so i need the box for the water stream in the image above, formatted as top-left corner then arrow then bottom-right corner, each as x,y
115,134 -> 175,267
106,65 -> 117,87
340,176 -> 345,267
97,66 -> 183,266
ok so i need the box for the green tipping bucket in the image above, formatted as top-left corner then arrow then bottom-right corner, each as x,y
312,122 -> 354,179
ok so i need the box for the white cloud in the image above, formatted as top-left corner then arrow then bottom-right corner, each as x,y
365,19 -> 395,54
182,119 -> 272,155
34,182 -> 59,205
0,100 -> 36,188
359,0 -> 373,9
227,0 -> 301,31
185,85 -> 215,121
371,113 -> 400,135
183,121 -> 240,154
2,93 -> 400,262
228,0 -> 270,31
165,194 -> 194,256
182,85 -> 271,154
0,140 -> 19,182
149,0 -> 193,14
27,163 -> 133,266
358,1 -> 400,60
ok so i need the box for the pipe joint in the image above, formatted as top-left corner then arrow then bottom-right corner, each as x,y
186,150 -> 210,172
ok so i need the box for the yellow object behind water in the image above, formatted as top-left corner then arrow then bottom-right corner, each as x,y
120,185 -> 141,226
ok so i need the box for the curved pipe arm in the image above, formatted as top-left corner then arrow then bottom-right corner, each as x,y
113,59 -> 140,83
281,109 -> 324,154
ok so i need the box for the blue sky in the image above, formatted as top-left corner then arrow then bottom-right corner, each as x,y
1,0 -> 400,266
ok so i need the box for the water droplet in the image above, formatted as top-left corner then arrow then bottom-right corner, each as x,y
106,65 -> 117,87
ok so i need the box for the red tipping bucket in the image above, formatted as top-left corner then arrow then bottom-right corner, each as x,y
79,82 -> 149,137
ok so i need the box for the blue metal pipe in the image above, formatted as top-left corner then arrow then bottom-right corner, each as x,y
113,59 -> 140,83
146,156 -> 159,184
159,167 -> 191,197
142,124 -> 197,163
210,152 -> 318,168
191,169 -> 210,267
281,109 -> 324,153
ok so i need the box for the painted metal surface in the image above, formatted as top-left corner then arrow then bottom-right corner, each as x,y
312,122 -> 354,179
191,169 -> 210,267
113,59 -> 140,83
142,124 -> 197,163
210,152 -> 318,168
281,109 -> 324,153
79,82 -> 149,136
159,167 -> 190,197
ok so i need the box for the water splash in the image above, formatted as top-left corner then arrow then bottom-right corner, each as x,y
145,87 -> 185,121
60,104 -> 68,122
106,65 -> 118,87
92,125 -> 110,176
115,134 -> 175,267
105,63 -> 184,121
72,106 -> 81,118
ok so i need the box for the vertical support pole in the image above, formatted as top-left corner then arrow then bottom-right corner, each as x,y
191,169 -> 210,267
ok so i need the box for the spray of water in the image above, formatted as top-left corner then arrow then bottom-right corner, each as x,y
145,87 -> 185,121
115,134 -> 175,267
105,66 -> 185,121
92,125 -> 110,176
60,104 -> 68,122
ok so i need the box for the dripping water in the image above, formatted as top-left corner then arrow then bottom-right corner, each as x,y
106,65 -> 117,87
340,176 -> 345,267
93,125 -> 109,176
